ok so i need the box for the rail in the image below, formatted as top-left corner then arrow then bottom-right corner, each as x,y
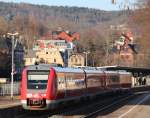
0,82 -> 20,96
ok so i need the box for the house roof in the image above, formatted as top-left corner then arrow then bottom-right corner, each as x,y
57,31 -> 80,42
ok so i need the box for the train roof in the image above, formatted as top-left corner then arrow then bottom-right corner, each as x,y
84,69 -> 104,74
53,67 -> 84,73
25,64 -> 52,70
25,64 -> 84,73
25,64 -> 104,73
53,67 -> 104,74
25,64 -> 132,74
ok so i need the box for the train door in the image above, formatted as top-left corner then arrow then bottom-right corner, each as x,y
56,72 -> 67,99
106,73 -> 112,89
102,71 -> 107,89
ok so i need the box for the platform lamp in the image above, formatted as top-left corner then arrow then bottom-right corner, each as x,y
7,32 -> 19,100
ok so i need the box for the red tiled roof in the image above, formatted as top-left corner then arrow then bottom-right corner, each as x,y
37,30 -> 80,42
57,31 -> 80,42
39,42 -> 45,49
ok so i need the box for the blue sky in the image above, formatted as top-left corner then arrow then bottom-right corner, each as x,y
0,0 -> 137,11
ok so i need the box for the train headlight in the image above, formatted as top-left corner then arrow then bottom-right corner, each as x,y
33,94 -> 39,98
27,93 -> 32,98
42,94 -> 46,97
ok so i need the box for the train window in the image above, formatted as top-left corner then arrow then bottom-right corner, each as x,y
110,75 -> 119,83
87,74 -> 102,87
27,71 -> 49,89
66,73 -> 85,89
57,72 -> 85,91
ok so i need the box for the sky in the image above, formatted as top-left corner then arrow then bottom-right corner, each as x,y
0,0 -> 137,11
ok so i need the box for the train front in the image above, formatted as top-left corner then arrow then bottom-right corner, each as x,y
21,65 -> 54,110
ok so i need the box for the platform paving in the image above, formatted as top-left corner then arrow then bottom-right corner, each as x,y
0,96 -> 21,109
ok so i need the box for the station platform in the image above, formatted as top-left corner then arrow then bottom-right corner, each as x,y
0,96 -> 21,109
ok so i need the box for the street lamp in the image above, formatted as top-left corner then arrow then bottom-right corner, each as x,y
7,32 -> 19,100
83,51 -> 90,67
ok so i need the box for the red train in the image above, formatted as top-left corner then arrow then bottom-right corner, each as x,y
21,64 -> 132,110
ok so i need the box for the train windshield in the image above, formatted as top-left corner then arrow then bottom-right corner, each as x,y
27,71 -> 49,89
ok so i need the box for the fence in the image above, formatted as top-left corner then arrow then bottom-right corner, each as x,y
0,82 -> 20,96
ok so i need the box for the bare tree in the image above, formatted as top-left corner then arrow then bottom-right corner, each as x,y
131,0 -> 150,66
0,16 -> 8,36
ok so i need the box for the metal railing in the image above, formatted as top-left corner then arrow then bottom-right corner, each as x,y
0,82 -> 20,96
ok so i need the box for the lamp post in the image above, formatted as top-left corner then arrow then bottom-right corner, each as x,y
83,51 -> 90,67
7,32 -> 19,100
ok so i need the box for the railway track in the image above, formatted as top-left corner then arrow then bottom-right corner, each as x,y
82,92 -> 146,118
49,92 -> 136,118
55,92 -> 145,118
15,91 -> 146,118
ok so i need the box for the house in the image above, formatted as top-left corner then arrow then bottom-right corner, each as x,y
31,28 -> 80,66
113,47 -> 134,66
112,31 -> 136,66
36,48 -> 64,66
68,53 -> 85,67
24,50 -> 36,66
24,48 -> 64,66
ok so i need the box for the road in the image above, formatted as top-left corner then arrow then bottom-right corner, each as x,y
99,91 -> 150,118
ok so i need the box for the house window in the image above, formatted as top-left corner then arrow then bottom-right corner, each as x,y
49,52 -> 52,54
54,59 -> 56,62
75,58 -> 77,63
71,58 -> 73,62
78,57 -> 81,62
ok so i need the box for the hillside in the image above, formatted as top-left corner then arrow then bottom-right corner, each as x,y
0,2 -> 128,30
